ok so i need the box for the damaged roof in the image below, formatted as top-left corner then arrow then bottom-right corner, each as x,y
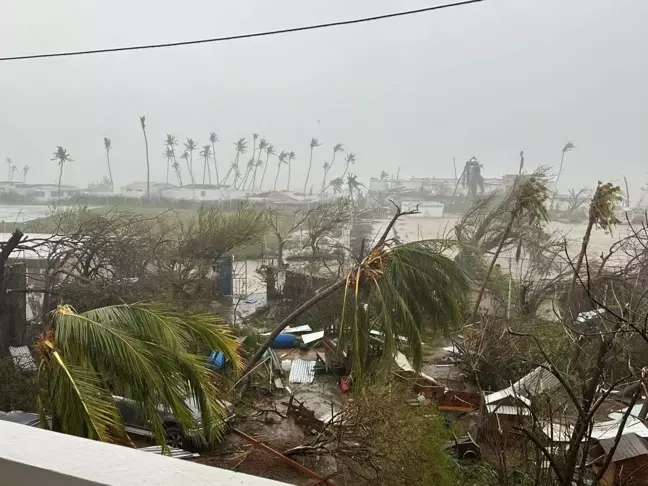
599,433 -> 648,462
485,365 -> 560,405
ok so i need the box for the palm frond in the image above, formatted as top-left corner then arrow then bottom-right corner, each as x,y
339,241 -> 468,381
37,303 -> 241,448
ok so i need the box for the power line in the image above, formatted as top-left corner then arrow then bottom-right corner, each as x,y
0,0 -> 484,62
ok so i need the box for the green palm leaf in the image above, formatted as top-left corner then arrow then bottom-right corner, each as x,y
37,303 -> 241,448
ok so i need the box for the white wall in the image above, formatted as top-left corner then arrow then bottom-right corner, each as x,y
0,421 -> 287,486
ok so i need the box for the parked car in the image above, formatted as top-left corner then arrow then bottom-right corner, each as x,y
1,395 -> 235,450
113,395 -> 235,449
0,411 -> 45,428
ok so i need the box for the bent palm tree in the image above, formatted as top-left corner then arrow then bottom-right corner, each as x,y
226,138 -> 247,189
140,116 -> 150,202
180,151 -> 191,184
51,146 -> 73,202
251,138 -> 268,190
247,210 -> 469,382
22,165 -> 30,183
471,173 -> 550,320
200,145 -> 212,184
260,144 -> 275,190
341,152 -> 356,180
328,176 -> 343,194
346,174 -> 364,202
209,133 -> 220,185
103,138 -> 114,191
171,161 -> 183,186
274,151 -> 287,191
550,141 -> 576,210
5,157 -> 12,180
322,143 -> 344,192
304,138 -> 322,195
286,151 -> 296,191
240,158 -> 255,190
165,135 -> 179,183
163,147 -> 174,184
184,138 -> 198,184
566,181 -> 623,302
35,303 -> 241,446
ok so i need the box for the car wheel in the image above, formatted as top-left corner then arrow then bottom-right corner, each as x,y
165,426 -> 184,449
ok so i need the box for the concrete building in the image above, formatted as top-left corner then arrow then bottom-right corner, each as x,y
15,184 -> 82,203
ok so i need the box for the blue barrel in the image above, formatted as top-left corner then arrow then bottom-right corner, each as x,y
271,334 -> 296,349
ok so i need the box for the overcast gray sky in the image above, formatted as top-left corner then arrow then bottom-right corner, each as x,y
1,0 -> 646,199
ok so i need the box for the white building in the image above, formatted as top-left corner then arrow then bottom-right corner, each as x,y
121,182 -> 175,199
15,184 -> 81,203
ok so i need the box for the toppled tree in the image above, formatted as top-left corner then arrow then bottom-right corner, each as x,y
246,204 -> 469,381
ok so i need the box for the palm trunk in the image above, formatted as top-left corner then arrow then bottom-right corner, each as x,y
322,152 -> 337,193
106,149 -> 114,191
165,157 -> 170,185
287,162 -> 291,191
304,148 -> 313,195
341,163 -> 349,181
251,152 -> 263,190
142,129 -> 150,202
550,151 -> 566,210
240,166 -> 252,191
260,153 -> 270,190
175,167 -> 183,186
321,167 -> 328,193
471,217 -> 515,320
188,152 -> 195,184
274,162 -> 281,191
211,142 -> 220,185
57,163 -> 64,203
566,218 -> 595,304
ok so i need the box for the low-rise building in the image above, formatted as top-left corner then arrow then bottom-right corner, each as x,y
121,182 -> 175,199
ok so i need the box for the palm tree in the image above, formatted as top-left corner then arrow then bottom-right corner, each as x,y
247,228 -> 469,383
380,170 -> 389,180
328,176 -> 343,194
240,157 -> 255,190
164,135 -> 179,184
10,165 -> 17,182
550,141 -> 576,210
179,151 -> 191,184
171,161 -> 183,186
35,303 -> 241,446
163,147 -> 175,184
321,162 -> 330,193
184,138 -> 198,184
304,138 -> 322,195
22,165 -> 30,183
103,138 -> 114,192
231,138 -> 247,189
566,182 -> 623,302
251,133 -> 259,160
5,157 -> 12,180
139,116 -> 150,202
251,138 -> 267,190
286,151 -> 296,191
346,174 -> 364,202
471,174 -> 550,320
51,146 -> 73,202
200,145 -> 212,184
274,151 -> 287,191
209,133 -> 220,185
260,144 -> 275,190
341,152 -> 356,180
322,143 -> 344,192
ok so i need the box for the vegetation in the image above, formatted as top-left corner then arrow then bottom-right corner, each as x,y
35,303 -> 241,446
51,146 -> 72,202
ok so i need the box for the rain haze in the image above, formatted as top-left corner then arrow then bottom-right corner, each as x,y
1,0 -> 647,196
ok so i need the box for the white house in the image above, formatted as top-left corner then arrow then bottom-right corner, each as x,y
160,184 -> 255,201
16,184 -> 81,203
121,182 -> 175,199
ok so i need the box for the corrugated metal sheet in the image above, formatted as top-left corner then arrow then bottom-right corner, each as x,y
9,346 -> 37,372
138,445 -> 199,460
542,418 -> 648,443
486,404 -> 531,416
301,331 -> 324,345
485,365 -> 559,405
599,432 -> 648,462
288,360 -> 315,384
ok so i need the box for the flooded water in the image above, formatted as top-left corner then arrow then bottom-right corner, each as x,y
0,205 -> 53,226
